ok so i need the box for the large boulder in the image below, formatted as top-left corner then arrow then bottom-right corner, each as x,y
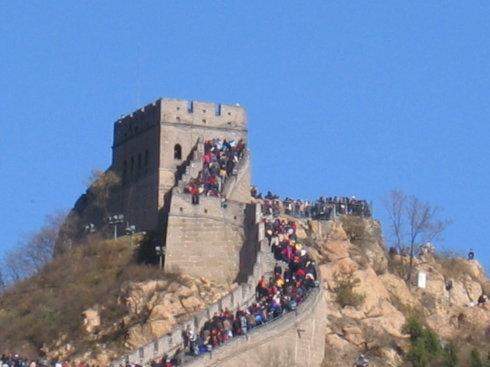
82,307 -> 101,335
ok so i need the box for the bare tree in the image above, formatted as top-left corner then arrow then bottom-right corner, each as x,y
382,190 -> 406,252
3,248 -> 28,283
0,270 -> 5,293
24,212 -> 66,272
383,190 -> 451,284
2,211 -> 66,284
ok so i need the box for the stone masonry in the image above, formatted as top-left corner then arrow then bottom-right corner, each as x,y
109,98 -> 252,284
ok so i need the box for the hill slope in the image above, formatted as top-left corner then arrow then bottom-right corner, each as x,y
301,216 -> 490,366
0,234 -> 227,365
1,217 -> 488,366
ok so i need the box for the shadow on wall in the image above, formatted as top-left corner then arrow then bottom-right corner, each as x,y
135,231 -> 161,265
235,204 -> 261,284
158,190 -> 173,253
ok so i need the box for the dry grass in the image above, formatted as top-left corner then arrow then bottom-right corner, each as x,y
0,233 -> 174,358
339,216 -> 372,247
435,250 -> 479,282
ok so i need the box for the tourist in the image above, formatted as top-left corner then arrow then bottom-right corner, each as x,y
166,212 -> 318,362
478,293 -> 487,307
354,354 -> 369,367
185,138 -> 246,199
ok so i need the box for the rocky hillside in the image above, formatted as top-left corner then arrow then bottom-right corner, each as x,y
0,234 -> 228,366
1,216 -> 488,366
292,216 -> 489,366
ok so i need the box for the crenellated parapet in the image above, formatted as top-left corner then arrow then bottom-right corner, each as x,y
113,99 -> 247,147
160,99 -> 246,131
113,100 -> 161,147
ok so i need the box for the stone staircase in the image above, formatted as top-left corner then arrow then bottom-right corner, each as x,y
221,150 -> 250,200
183,285 -> 324,367
174,138 -> 250,203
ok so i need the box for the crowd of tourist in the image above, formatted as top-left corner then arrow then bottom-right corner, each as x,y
184,139 -> 246,202
147,216 -> 319,367
1,355 -> 31,367
0,355 -> 86,367
254,189 -> 371,220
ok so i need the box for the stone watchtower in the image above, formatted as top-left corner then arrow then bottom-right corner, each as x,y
112,98 -> 249,231
111,99 -> 253,283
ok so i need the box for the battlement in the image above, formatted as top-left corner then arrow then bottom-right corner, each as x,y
113,101 -> 161,146
113,98 -> 247,146
159,98 -> 247,131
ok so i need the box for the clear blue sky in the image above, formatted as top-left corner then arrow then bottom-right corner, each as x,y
1,2 -> 488,271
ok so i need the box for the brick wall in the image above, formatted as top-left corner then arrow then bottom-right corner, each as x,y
164,192 -> 248,285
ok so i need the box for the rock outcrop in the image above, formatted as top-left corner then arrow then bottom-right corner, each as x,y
5,214 -> 488,367
121,276 -> 226,349
304,216 -> 490,367
46,275 -> 227,366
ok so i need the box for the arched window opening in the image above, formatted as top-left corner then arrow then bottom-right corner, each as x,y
174,144 -> 182,160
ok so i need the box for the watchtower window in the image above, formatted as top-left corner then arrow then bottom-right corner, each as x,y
144,150 -> 149,174
138,153 -> 142,169
174,144 -> 182,160
130,156 -> 135,175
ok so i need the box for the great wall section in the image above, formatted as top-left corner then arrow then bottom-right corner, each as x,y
72,99 -> 343,366
3,96 -> 488,367
111,197 -> 327,366
112,203 -> 326,366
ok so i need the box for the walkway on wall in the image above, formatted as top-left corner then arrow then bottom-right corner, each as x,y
183,286 -> 323,367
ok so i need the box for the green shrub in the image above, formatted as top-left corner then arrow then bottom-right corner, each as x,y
403,316 -> 445,367
406,338 -> 431,367
403,316 -> 425,341
443,343 -> 459,367
333,273 -> 366,308
470,349 -> 483,367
